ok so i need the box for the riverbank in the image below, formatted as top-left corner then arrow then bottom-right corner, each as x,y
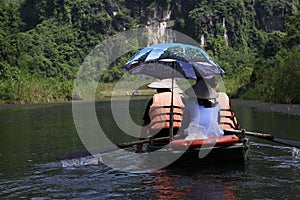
231,99 -> 300,117
0,101 -> 71,111
1,98 -> 300,117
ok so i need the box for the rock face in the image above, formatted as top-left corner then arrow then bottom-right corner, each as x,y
106,0 -> 297,47
20,0 -> 298,47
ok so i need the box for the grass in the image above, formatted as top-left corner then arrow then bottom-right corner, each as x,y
0,76 -> 157,104
0,75 -> 73,104
0,67 -> 258,105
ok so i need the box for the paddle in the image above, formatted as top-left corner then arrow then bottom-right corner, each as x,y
225,129 -> 300,148
116,136 -> 169,148
56,137 -> 170,160
57,129 -> 300,160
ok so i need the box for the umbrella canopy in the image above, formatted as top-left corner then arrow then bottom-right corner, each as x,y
122,43 -> 225,79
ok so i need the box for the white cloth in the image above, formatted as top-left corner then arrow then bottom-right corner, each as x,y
182,99 -> 224,137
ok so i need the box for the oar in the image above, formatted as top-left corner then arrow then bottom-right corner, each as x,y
116,136 -> 169,148
225,129 -> 300,148
56,137 -> 170,160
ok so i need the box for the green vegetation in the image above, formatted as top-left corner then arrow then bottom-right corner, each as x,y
240,45 -> 300,103
238,11 -> 300,103
0,0 -> 299,104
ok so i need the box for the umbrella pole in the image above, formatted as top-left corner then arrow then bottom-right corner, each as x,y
169,67 -> 174,141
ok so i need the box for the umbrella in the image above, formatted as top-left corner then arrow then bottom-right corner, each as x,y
122,43 -> 225,140
122,43 -> 225,79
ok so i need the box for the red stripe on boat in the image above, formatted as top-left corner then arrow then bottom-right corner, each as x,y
171,135 -> 240,150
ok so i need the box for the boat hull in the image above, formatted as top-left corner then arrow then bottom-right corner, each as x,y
149,142 -> 250,167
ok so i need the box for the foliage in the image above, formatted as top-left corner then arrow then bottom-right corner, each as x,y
0,68 -> 73,104
243,45 -> 300,103
243,11 -> 300,104
284,11 -> 300,48
0,0 -> 299,104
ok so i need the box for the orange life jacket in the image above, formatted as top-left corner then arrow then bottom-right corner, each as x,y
149,92 -> 184,130
217,92 -> 239,130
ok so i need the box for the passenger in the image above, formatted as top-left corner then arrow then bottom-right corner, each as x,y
141,79 -> 185,139
137,79 -> 185,152
205,77 -> 240,130
181,77 -> 224,138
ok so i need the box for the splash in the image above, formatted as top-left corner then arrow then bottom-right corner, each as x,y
60,156 -> 100,168
292,147 -> 300,159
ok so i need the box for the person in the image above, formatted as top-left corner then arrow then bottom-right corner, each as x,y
205,77 -> 239,130
137,79 -> 185,152
141,79 -> 185,139
180,77 -> 224,138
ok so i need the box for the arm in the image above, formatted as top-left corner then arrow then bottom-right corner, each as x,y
140,98 -> 153,139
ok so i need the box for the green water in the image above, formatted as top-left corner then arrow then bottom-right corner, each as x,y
233,105 -> 300,141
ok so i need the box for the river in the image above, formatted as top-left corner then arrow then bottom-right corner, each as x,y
0,98 -> 299,199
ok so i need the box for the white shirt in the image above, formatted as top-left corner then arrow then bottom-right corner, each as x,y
181,99 -> 224,137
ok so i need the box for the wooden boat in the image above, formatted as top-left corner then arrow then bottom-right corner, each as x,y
142,130 -> 250,166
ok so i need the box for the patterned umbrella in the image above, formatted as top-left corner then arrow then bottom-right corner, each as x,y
122,43 -> 225,79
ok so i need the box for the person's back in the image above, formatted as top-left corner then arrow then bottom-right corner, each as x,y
183,99 -> 223,137
141,79 -> 185,139
149,92 -> 184,128
181,78 -> 224,138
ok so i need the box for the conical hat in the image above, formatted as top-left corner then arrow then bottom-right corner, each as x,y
148,79 -> 183,94
185,78 -> 218,99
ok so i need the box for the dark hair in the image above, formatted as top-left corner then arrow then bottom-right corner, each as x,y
197,98 -> 217,108
157,88 -> 171,93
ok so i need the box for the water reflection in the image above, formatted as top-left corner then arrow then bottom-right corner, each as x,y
143,168 -> 241,200
232,105 -> 300,141
144,171 -> 186,199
